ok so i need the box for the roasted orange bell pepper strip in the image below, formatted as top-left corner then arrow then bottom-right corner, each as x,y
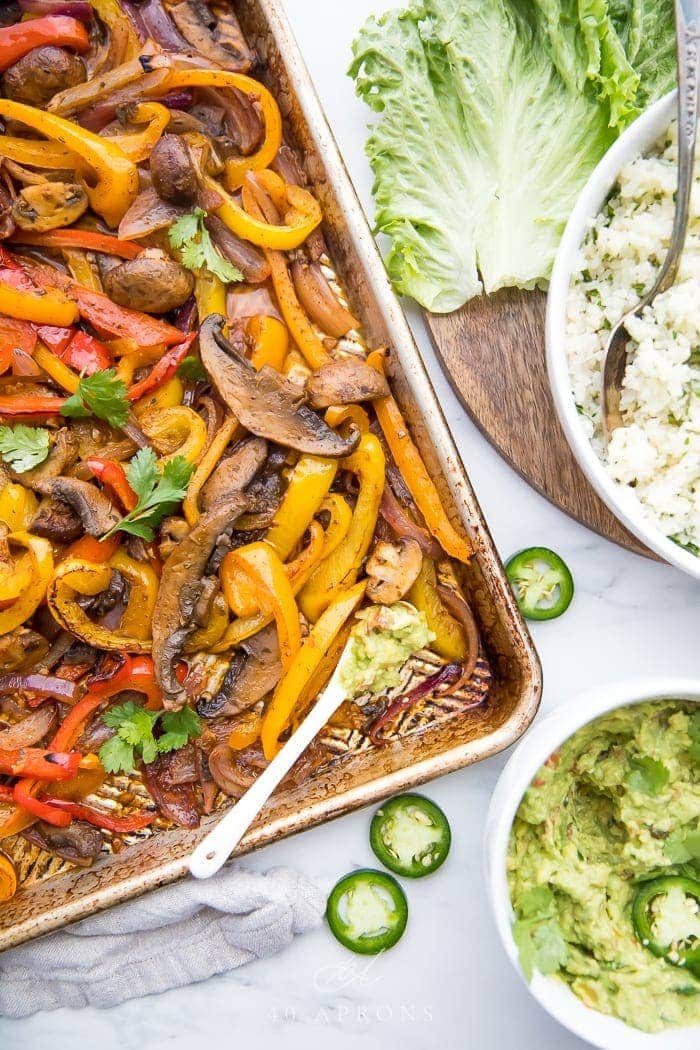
0,533 -> 53,635
299,433 -> 385,622
0,853 -> 16,901
48,558 -> 152,653
183,415 -> 238,527
0,16 -> 89,73
64,534 -> 120,564
248,315 -> 288,371
367,350 -> 472,563
226,543 -> 301,671
0,100 -> 138,228
261,581 -> 366,759
222,521 -> 325,619
265,455 -> 338,560
10,229 -> 142,260
227,710 -> 262,751
162,68 -> 282,189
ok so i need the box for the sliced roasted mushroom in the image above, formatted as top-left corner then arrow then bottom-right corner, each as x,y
11,181 -> 88,233
152,437 -> 267,709
1,46 -> 86,109
30,496 -> 83,544
32,477 -> 120,537
365,538 -> 423,604
22,820 -> 103,868
150,133 -> 198,206
197,624 -> 281,718
200,437 -> 268,511
168,0 -> 255,72
16,429 -> 79,489
305,357 -> 390,409
199,315 -> 360,457
102,248 -> 194,314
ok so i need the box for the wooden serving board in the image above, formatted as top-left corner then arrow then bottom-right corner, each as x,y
424,288 -> 655,559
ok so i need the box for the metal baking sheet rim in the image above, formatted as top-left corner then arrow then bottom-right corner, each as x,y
0,0 -> 542,950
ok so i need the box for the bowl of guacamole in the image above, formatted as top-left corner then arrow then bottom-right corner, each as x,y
485,678 -> 700,1049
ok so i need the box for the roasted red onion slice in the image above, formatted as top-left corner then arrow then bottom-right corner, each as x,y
18,0 -> 93,19
368,663 -> 464,747
0,673 -> 78,702
380,485 -> 443,558
437,583 -> 480,682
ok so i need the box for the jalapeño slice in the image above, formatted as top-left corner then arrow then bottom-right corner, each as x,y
326,869 -> 408,954
632,875 -> 700,978
505,547 -> 574,621
370,793 -> 451,878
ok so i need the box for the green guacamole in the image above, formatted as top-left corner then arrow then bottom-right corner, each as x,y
339,602 -> 434,697
508,700 -> 700,1033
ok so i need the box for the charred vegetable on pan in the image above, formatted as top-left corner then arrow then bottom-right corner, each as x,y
0,0 -> 484,892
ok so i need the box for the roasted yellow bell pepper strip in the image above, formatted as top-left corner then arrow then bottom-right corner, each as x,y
47,558 -> 151,653
221,520 -> 325,619
133,376 -> 184,415
207,171 -> 320,253
63,248 -> 103,292
194,270 -> 227,323
0,101 -> 138,228
225,543 -> 301,670
162,68 -> 282,189
248,315 -> 288,371
324,404 -> 370,435
114,344 -> 163,386
90,0 -> 141,64
140,406 -> 207,465
265,455 -> 338,561
110,102 -> 170,163
408,558 -> 467,662
109,549 -> 159,643
316,494 -> 352,560
261,581 -> 366,759
0,136 -> 88,174
0,281 -> 78,327
185,592 -> 229,653
0,532 -> 33,606
183,415 -> 238,527
33,343 -> 80,394
228,710 -> 262,751
0,533 -> 53,635
367,350 -> 472,564
0,483 -> 37,530
299,433 -> 385,622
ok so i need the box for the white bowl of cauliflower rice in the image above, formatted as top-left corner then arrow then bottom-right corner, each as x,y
546,91 -> 700,579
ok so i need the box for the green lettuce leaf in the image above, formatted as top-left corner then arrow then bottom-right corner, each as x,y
349,0 -> 675,313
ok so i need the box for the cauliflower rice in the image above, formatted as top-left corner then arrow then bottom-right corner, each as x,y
566,121 -> 699,556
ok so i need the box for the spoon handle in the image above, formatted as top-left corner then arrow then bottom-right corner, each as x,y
655,0 -> 700,294
188,675 -> 347,880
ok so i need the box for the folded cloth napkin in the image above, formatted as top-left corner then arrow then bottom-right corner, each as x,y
0,865 -> 325,1018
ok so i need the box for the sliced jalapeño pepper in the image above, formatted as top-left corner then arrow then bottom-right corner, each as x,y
370,793 -> 451,878
326,869 -> 408,954
505,547 -> 574,621
631,876 -> 700,977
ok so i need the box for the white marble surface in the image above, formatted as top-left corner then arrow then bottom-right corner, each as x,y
2,2 -> 700,1046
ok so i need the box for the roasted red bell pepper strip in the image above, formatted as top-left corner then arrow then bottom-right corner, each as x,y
0,16 -> 89,74
0,784 -> 14,802
86,457 -> 138,511
0,394 -> 66,417
41,798 -> 156,833
127,334 -> 196,402
0,317 -> 37,374
59,330 -> 112,374
12,780 -> 71,827
71,286 -> 184,347
35,325 -> 73,355
10,230 -> 142,260
0,747 -> 80,780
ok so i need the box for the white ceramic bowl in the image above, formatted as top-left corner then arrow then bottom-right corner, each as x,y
484,677 -> 700,1049
546,91 -> 700,581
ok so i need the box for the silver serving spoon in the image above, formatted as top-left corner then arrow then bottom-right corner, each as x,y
600,0 -> 700,440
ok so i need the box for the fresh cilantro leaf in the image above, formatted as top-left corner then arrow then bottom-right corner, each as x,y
0,424 -> 50,473
103,450 -> 194,541
627,756 -> 670,796
99,734 -> 135,775
61,369 -> 129,428
177,355 -> 208,382
168,207 -> 243,285
99,701 -> 199,773
688,711 -> 700,762
663,827 -> 700,864
158,707 -> 202,753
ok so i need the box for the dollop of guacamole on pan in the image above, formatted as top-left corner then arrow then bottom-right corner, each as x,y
508,700 -> 700,1033
339,602 -> 434,697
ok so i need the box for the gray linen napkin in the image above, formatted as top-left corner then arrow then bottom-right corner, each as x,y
0,865 -> 325,1018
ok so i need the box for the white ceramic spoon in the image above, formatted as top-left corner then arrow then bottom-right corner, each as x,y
188,604 -> 428,880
